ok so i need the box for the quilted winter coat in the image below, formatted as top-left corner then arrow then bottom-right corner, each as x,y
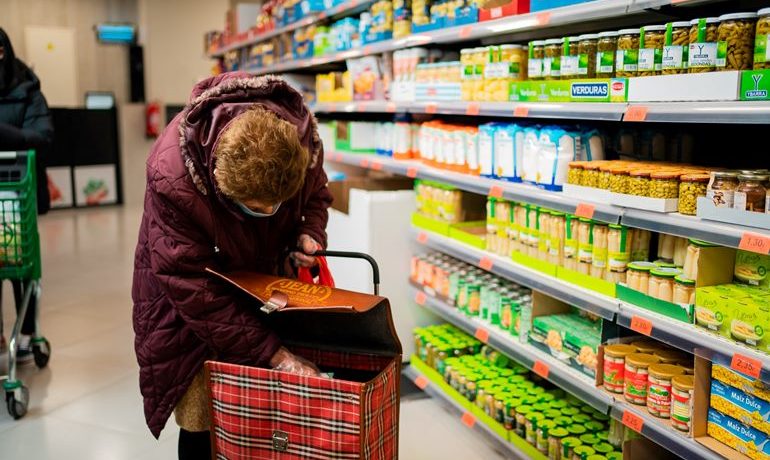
132,72 -> 332,438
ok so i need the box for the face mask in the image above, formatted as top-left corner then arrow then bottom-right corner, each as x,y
236,200 -> 281,218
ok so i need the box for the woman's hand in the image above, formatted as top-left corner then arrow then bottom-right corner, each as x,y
269,346 -> 322,377
290,234 -> 320,268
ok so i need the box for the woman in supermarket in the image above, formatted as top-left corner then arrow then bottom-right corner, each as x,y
0,27 -> 53,362
131,71 -> 332,459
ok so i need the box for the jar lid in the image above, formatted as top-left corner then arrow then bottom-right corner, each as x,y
583,162 -> 602,171
568,36 -> 581,42
575,446 -> 597,455
688,238 -> 717,247
651,267 -> 682,278
573,413 -> 592,424
739,174 -> 770,181
650,171 -> 681,180
516,405 -> 533,414
551,427 -> 569,438
648,363 -> 686,379
604,343 -> 638,357
631,340 -> 661,353
671,21 -> 691,27
607,453 -> 623,460
642,25 -> 667,32
690,17 -> 720,25
626,352 -> 661,367
568,424 -> 588,435
759,8 -> 770,16
681,173 -> 710,183
569,160 -> 589,168
585,419 -> 606,431
629,169 -> 653,177
531,40 -> 547,46
610,167 -> 629,175
555,415 -> 573,426
460,49 -> 473,54
578,33 -> 600,40
561,406 -> 580,416
544,409 -> 562,418
627,261 -> 657,272
539,419 -> 557,429
675,274 -> 696,285
562,437 -> 582,448
579,434 -> 600,445
550,211 -> 566,217
598,31 -> 619,38
587,456 -> 608,460
654,349 -> 688,363
672,374 -> 695,390
545,38 -> 563,45
594,443 -> 615,454
654,260 -> 677,268
618,28 -> 641,34
608,223 -> 624,230
718,12 -> 758,21
526,412 -> 545,421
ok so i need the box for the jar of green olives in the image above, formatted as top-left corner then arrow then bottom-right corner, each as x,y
544,39 -> 563,80
628,170 -> 653,197
678,174 -> 710,215
529,40 -> 546,80
578,33 -> 599,78
609,167 -> 630,194
568,161 -> 588,185
581,163 -> 601,188
650,171 -> 680,199
598,164 -> 613,190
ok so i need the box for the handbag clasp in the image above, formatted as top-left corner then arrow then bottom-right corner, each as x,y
272,430 -> 289,452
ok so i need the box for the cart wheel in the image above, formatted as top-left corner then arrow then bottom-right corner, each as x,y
6,385 -> 29,419
32,338 -> 51,369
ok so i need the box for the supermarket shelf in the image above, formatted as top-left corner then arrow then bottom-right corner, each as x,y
617,301 -> 770,384
402,365 -> 532,460
609,402 -> 723,460
412,227 -> 619,320
626,101 -> 770,124
410,283 -> 615,412
208,0 -> 374,58
325,151 -> 623,224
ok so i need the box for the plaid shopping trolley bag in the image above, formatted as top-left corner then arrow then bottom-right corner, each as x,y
205,254 -> 402,460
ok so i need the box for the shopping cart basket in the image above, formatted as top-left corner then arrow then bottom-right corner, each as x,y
205,251 -> 402,459
0,150 -> 50,419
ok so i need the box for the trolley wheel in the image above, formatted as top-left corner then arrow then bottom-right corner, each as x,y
6,385 -> 29,420
32,338 -> 51,369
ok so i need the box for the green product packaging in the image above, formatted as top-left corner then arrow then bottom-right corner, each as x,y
728,296 -> 769,352
638,27 -> 663,72
756,32 -> 769,67
735,250 -> 770,288
662,22 -> 688,72
688,18 -> 718,70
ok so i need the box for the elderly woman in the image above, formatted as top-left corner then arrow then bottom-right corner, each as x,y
132,72 -> 332,459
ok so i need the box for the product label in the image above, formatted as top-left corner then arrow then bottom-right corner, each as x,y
603,356 -> 625,393
478,134 -> 494,176
578,242 -> 593,264
463,65 -> 474,80
734,191 -> 749,212
528,58 -> 543,78
688,42 -> 717,69
543,57 -> 561,77
608,251 -> 630,271
578,53 -> 589,75
638,48 -> 662,71
662,45 -> 686,70
624,363 -> 649,405
549,235 -> 561,257
597,51 -> 615,74
561,55 -> 579,77
474,64 -> 485,79
647,375 -> 674,417
707,189 -> 735,208
593,246 -> 608,268
755,35 -> 769,65
671,387 -> 693,432
617,49 -> 638,72
716,41 -> 728,68
564,239 -> 577,259
495,132 -> 514,179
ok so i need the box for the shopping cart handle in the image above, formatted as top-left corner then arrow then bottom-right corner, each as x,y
311,250 -> 380,296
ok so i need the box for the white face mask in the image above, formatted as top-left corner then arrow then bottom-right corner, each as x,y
236,200 -> 281,218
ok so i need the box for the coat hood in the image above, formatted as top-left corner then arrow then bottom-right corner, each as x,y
0,27 -> 36,97
177,72 -> 321,201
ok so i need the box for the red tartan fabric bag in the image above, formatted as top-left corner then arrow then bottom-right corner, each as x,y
205,269 -> 402,460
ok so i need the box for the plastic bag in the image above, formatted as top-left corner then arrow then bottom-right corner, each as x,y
297,256 -> 336,288
536,128 -> 579,191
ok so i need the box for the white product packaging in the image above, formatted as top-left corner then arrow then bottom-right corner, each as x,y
520,127 -> 540,184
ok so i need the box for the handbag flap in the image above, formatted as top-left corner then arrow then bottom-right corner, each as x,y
206,268 -> 403,356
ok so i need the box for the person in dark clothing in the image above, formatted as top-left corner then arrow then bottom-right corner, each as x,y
0,28 -> 53,362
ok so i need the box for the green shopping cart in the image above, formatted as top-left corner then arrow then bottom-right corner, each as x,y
0,150 -> 50,419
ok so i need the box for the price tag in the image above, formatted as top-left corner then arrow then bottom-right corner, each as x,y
513,106 -> 529,117
356,102 -> 365,112
415,291 -> 427,306
417,231 -> 428,244
350,0 -> 359,7
461,412 -> 476,428
731,353 -> 762,379
739,232 -> 770,255
479,257 -> 494,271
622,410 -> 644,433
536,12 -> 552,25
574,203 -> 596,219
459,26 -> 473,39
414,375 -> 429,390
386,102 -> 397,113
407,167 -> 419,178
425,103 -> 438,114
363,45 -> 373,55
625,105 -> 649,122
474,327 -> 490,344
371,161 -> 383,171
489,185 -> 504,199
466,102 -> 480,116
359,158 -> 370,168
490,7 -> 503,18
533,360 -> 550,379
630,315 -> 653,336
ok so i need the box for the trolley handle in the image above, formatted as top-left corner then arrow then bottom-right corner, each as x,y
312,250 -> 380,296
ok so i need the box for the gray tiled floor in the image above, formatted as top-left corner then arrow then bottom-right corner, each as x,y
0,206 -> 507,459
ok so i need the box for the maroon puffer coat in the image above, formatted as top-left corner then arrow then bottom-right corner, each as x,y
131,72 -> 332,438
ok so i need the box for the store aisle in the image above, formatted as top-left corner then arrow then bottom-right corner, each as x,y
0,205 -> 508,460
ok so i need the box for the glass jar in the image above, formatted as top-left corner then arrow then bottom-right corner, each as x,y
573,446 -> 596,460
638,25 -> 666,76
537,420 -> 556,454
472,47 -> 488,101
581,163 -> 601,188
663,21 -> 692,74
678,173 -> 709,215
616,28 -> 640,77
568,161 -> 588,185
596,31 -> 618,78
650,171 -> 680,199
603,344 -> 638,394
564,214 -> 579,271
624,353 -> 661,405
674,274 -> 695,304
756,8 -> 770,70
734,174 -> 768,213
609,167 -> 630,194
706,171 -> 739,208
561,36 -> 581,79
671,374 -> 695,434
529,40 -> 546,80
628,169 -> 653,197
461,48 -> 474,100
629,228 -> 651,262
591,223 -> 609,280
561,437 -> 582,460
544,39 -> 563,80
578,34 -> 599,78
647,364 -> 685,419
688,17 -> 720,73
577,218 -> 594,275
608,224 -> 630,273
515,405 -> 533,437
655,349 -> 689,365
597,163 -> 613,190
505,44 -> 527,81
717,13 -> 758,71
549,212 -> 566,266
649,267 -> 680,302
548,427 -> 569,459
526,412 -> 545,445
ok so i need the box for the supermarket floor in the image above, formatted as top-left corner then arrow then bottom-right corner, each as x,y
0,204 -> 509,459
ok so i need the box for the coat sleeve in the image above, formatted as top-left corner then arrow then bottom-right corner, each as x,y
298,150 -> 333,248
146,167 -> 281,366
20,89 -> 53,148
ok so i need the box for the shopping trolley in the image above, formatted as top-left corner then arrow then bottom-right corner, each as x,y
0,150 -> 51,419
205,251 -> 402,459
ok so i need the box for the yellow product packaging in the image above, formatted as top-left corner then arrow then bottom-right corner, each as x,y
735,250 -> 770,289
711,379 -> 770,436
712,364 -> 770,403
708,409 -> 770,460
729,295 -> 770,353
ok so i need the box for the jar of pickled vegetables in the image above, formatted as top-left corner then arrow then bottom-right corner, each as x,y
756,8 -> 770,69
598,163 -> 613,190
568,161 -> 588,185
628,170 -> 653,197
673,275 -> 695,304
578,34 -> 599,78
504,44 -> 527,81
472,47 -> 488,101
688,18 -> 719,73
663,21 -> 691,74
609,167 -> 630,194
608,224 -> 630,273
596,31 -> 618,78
734,174 -> 768,213
638,25 -> 666,76
678,173 -> 709,215
581,163 -> 601,188
650,171 -> 680,199
717,13 -> 757,71
626,261 -> 655,294
648,267 -> 681,302
561,36 -> 581,79
706,171 -> 739,208
529,40 -> 546,80
544,38 -> 563,80
616,28 -> 640,77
